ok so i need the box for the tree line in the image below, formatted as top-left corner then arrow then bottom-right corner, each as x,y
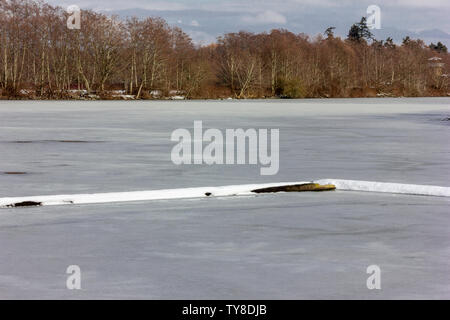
0,0 -> 449,99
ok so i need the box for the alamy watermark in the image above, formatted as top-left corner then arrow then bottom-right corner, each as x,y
67,5 -> 81,30
366,5 -> 381,30
171,121 -> 279,175
66,265 -> 81,290
366,265 -> 381,290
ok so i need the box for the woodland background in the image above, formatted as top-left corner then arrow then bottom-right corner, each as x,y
1,0 -> 449,99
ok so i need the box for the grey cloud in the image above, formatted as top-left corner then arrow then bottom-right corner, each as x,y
46,0 -> 450,46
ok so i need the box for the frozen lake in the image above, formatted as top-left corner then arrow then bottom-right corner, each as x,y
0,98 -> 449,299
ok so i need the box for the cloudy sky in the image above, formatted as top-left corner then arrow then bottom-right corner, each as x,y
48,0 -> 450,45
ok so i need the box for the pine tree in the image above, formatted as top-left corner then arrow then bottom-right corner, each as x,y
347,17 -> 373,43
384,37 -> 395,49
324,27 -> 336,39
429,42 -> 448,53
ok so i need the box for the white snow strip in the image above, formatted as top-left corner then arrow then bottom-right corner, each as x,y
316,179 -> 450,197
1,179 -> 449,209
0,181 -> 310,208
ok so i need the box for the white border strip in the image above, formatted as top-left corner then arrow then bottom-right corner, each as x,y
1,179 -> 449,208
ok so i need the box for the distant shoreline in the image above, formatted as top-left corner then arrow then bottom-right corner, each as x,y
1,93 -> 449,101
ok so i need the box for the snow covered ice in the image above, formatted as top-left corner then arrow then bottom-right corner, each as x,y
0,98 -> 449,299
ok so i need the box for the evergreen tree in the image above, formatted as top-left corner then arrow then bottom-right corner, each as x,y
324,27 -> 336,39
384,37 -> 395,49
429,41 -> 448,53
402,36 -> 411,46
347,17 -> 373,43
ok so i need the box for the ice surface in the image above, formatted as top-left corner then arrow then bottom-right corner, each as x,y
0,192 -> 449,299
1,98 -> 450,197
0,98 -> 449,299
